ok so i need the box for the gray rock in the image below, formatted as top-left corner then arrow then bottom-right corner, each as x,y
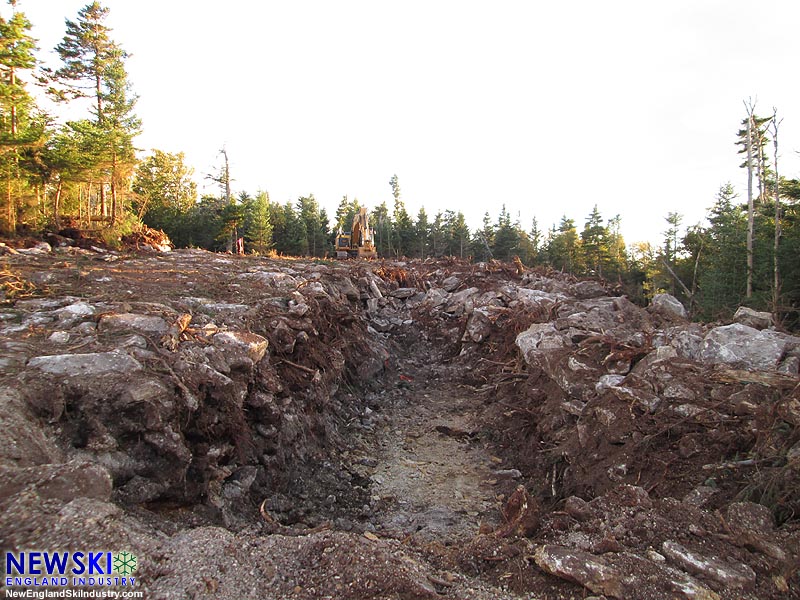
48,331 -> 71,344
443,287 -> 479,316
514,288 -> 564,311
441,275 -> 462,292
390,287 -> 417,299
733,306 -> 773,330
98,312 -> 169,335
661,540 -> 755,591
243,270 -> 299,288
422,287 -> 448,308
16,242 -> 52,255
55,301 -> 95,324
533,545 -> 624,598
668,328 -> 705,361
570,280 -> 608,299
463,307 -> 493,343
27,351 -> 142,377
516,322 -> 569,366
778,355 -> 800,375
650,293 -> 688,320
701,323 -> 786,371
595,374 -> 625,393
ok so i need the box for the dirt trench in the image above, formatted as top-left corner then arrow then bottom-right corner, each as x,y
358,364 -> 503,542
2,250 -> 798,600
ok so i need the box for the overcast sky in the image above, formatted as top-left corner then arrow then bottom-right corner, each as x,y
10,0 -> 800,244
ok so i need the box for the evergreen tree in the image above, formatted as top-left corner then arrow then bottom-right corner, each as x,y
243,190 -> 272,254
0,6 -> 42,233
51,1 -> 140,225
605,214 -> 627,277
273,201 -> 307,256
297,194 -> 327,256
580,205 -> 609,276
528,217 -> 542,265
697,184 -> 747,317
430,211 -> 445,257
470,212 -> 494,261
132,150 -> 197,240
389,174 -> 414,256
415,206 -> 429,258
492,204 -> 518,261
546,216 -> 580,273
448,211 -> 470,259
371,201 -> 391,257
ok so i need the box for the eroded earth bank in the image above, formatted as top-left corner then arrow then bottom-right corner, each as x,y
1,246 -> 799,599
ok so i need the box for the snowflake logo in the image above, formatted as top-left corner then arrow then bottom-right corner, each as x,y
113,551 -> 138,576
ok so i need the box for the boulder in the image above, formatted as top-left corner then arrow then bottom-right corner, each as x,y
649,294 -> 687,320
27,351 -> 142,377
661,541 -> 755,591
516,322 -> 569,367
213,331 -> 269,364
463,307 -> 493,343
98,312 -> 169,335
700,323 -> 786,371
441,275 -> 462,292
733,306 -> 773,330
534,545 -> 624,598
389,287 -> 417,299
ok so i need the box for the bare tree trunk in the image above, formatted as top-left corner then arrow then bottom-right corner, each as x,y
744,104 -> 755,299
54,180 -> 63,229
110,152 -> 118,226
771,110 -> 782,319
6,176 -> 14,235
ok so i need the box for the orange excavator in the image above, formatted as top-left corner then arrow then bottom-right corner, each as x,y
334,207 -> 377,259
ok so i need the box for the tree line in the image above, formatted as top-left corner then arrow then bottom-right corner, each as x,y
1,3 -> 799,325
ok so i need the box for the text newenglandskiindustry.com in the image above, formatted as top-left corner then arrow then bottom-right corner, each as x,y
4,590 -> 144,599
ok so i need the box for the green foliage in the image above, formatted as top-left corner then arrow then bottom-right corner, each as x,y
0,6 -> 43,233
272,200 -> 308,256
297,194 -> 329,257
371,201 -> 392,256
243,190 -> 272,254
546,216 -> 580,273
132,150 -> 197,238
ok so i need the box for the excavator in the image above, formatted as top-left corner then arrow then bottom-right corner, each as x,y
334,207 -> 378,259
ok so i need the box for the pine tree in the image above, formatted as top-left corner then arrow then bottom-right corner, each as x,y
528,217 -> 542,265
580,205 -> 609,276
51,1 -> 140,225
697,184 -> 747,317
371,201 -> 391,256
415,207 -> 429,258
0,6 -> 42,233
546,216 -> 580,273
492,205 -> 518,261
297,195 -> 326,256
244,190 -> 272,254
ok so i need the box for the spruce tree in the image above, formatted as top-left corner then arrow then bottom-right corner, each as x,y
51,1 -> 140,224
0,6 -> 41,233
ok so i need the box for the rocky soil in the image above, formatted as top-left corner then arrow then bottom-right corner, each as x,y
0,244 -> 798,599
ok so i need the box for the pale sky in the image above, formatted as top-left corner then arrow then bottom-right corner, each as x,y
9,0 -> 800,245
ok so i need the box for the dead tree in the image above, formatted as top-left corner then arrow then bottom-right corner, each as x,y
744,100 -> 755,299
770,109 -> 783,319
